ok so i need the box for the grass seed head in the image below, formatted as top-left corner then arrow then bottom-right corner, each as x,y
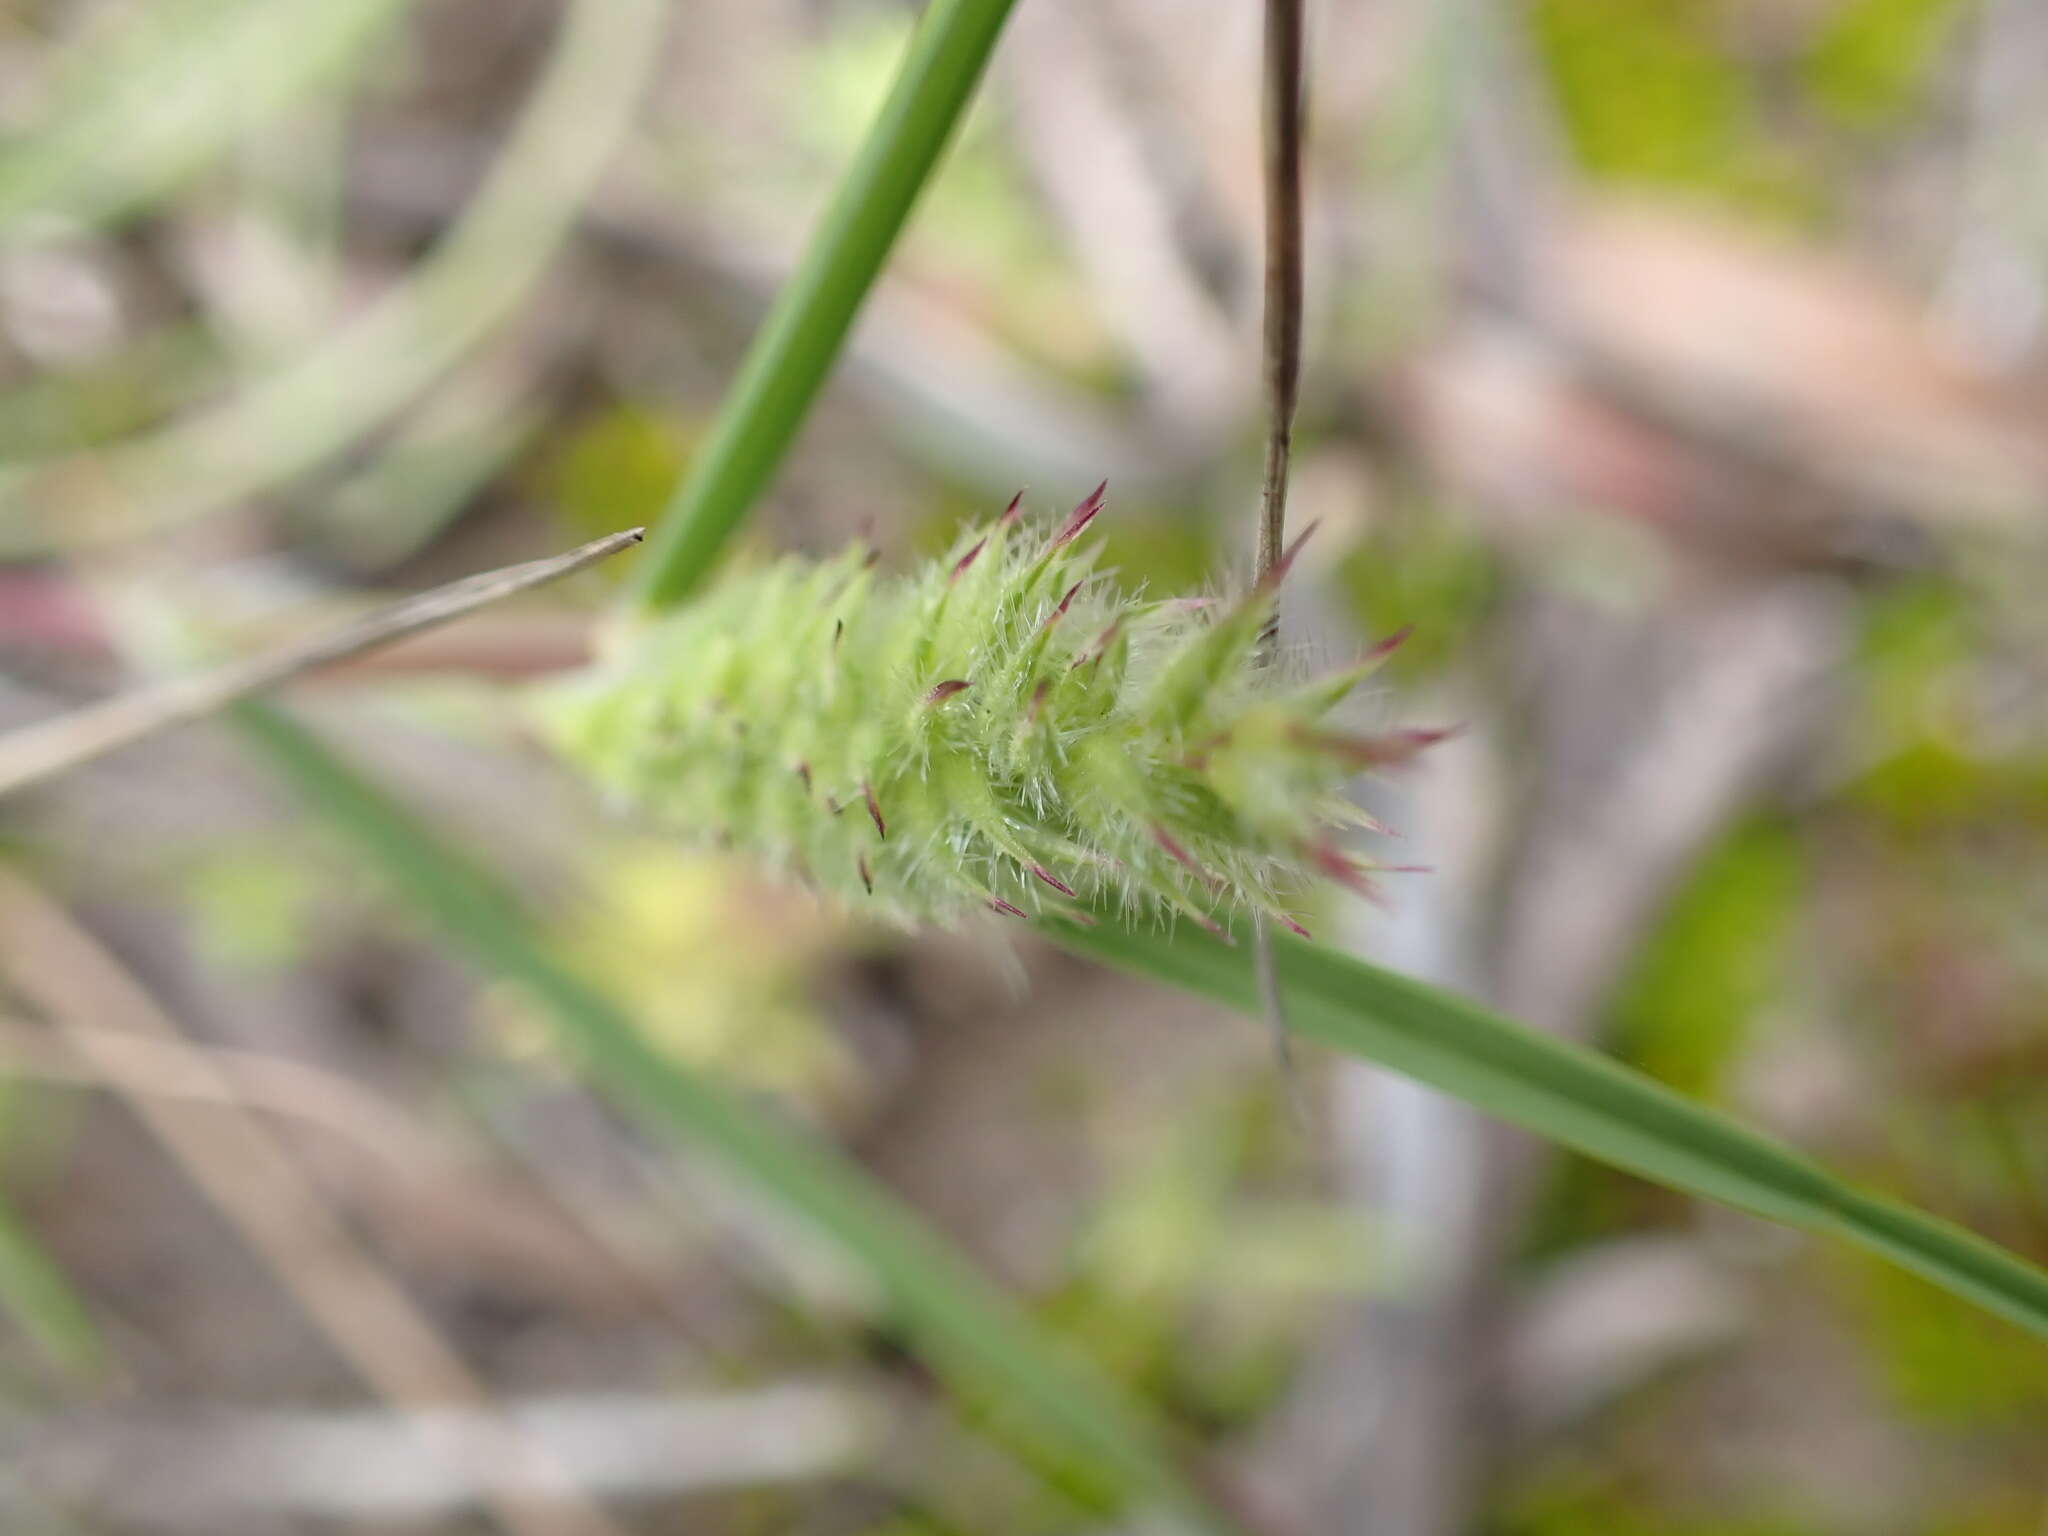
538,493 -> 1426,933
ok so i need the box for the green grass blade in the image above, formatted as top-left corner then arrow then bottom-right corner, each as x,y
0,1188 -> 102,1378
632,0 -> 1019,611
1051,919 -> 2048,1341
1829,1185 -> 2048,1337
233,701 -> 1224,1530
0,0 -> 410,238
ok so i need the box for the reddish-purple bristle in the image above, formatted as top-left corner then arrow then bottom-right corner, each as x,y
1275,913 -> 1313,939
1363,623 -> 1415,663
949,537 -> 987,582
1042,579 -> 1085,630
1032,865 -> 1077,897
1152,826 -> 1222,890
1073,618 -> 1121,670
987,898 -> 1028,919
1187,909 -> 1235,945
857,853 -> 874,894
1307,840 -> 1375,896
998,490 -> 1025,526
863,782 -> 887,839
1050,480 -> 1107,548
1025,677 -> 1051,724
1313,724 -> 1458,768
924,678 -> 973,705
1260,518 -> 1322,589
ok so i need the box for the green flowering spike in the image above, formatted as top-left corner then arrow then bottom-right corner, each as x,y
538,494 -> 1423,935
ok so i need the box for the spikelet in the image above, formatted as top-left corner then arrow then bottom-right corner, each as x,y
538,489 -> 1429,937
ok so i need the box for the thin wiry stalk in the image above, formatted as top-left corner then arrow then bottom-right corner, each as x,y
1254,0 -> 1308,1086
1255,0 -> 1306,594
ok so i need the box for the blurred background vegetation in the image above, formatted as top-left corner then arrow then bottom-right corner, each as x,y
2,0 -> 2047,1532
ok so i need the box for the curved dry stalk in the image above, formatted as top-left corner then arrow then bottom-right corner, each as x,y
0,527 -> 641,799
0,1014 -> 456,1175
0,867 -> 630,1536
